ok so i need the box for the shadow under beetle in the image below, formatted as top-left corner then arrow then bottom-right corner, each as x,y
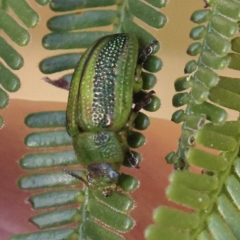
64,33 -> 158,197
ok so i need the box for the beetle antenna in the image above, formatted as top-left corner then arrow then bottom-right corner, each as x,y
61,167 -> 89,187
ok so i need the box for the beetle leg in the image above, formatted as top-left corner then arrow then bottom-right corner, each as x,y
125,151 -> 140,169
120,91 -> 155,169
61,167 -> 89,187
134,40 -> 159,82
122,90 -> 155,131
138,40 -> 159,65
118,131 -> 140,168
134,90 -> 155,112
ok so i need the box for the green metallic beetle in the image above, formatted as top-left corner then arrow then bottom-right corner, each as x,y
63,33 -> 158,196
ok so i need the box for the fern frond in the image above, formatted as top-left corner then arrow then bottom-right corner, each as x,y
146,1 -> 240,239
0,0 -> 46,127
9,110 -> 139,240
39,0 -> 165,77
10,0 -> 167,238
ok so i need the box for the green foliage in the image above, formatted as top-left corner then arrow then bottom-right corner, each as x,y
39,0 -> 165,78
7,1 -> 240,240
146,1 -> 240,239
9,0 -> 166,239
0,0 -> 44,127
13,111 -> 140,239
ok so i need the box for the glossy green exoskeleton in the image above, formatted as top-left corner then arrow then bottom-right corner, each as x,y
64,33 -> 158,196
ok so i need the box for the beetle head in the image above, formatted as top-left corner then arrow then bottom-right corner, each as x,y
87,163 -> 120,197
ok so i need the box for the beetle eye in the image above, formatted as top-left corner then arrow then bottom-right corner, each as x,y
108,170 -> 119,182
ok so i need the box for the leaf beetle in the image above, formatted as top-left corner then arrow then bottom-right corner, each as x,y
64,33 -> 158,197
